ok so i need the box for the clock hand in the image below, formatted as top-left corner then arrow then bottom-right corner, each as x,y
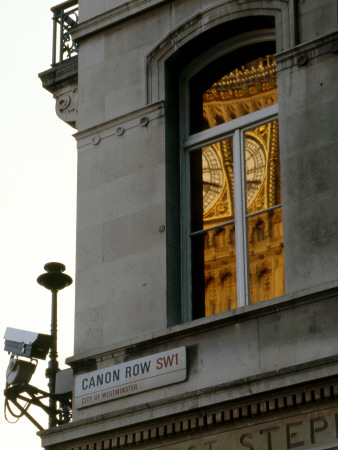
202,168 -> 223,172
203,181 -> 222,187
246,166 -> 265,174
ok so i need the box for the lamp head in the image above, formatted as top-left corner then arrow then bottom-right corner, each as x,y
37,262 -> 73,291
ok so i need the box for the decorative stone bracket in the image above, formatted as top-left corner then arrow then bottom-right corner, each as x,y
39,56 -> 78,129
54,85 -> 78,128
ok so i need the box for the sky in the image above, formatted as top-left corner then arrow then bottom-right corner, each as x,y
0,2 -> 77,448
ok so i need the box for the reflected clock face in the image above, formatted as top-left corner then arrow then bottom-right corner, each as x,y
202,145 -> 224,212
245,137 -> 266,206
201,137 -> 266,213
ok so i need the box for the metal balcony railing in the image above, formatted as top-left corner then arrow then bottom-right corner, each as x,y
51,0 -> 78,65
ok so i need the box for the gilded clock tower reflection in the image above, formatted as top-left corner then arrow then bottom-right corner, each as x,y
190,55 -> 285,316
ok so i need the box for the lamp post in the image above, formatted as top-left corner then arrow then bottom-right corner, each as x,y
37,262 -> 72,428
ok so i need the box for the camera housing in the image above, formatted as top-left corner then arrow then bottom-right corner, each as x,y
6,355 -> 37,385
4,327 -> 52,360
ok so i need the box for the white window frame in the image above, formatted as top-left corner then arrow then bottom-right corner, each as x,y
179,31 -> 279,322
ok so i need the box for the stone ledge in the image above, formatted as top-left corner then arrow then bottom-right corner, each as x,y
38,57 -> 78,95
275,31 -> 338,69
73,100 -> 165,147
66,281 -> 338,368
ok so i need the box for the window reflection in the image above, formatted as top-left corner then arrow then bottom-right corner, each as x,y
191,225 -> 237,317
190,138 -> 234,233
248,208 -> 284,303
190,138 -> 235,317
245,120 -> 284,303
189,53 -> 284,318
245,120 -> 282,213
203,55 -> 277,129
189,121 -> 284,316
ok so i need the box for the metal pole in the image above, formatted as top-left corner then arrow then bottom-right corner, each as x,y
37,262 -> 72,428
46,289 -> 58,427
10,399 -> 44,431
52,11 -> 57,65
60,10 -> 64,63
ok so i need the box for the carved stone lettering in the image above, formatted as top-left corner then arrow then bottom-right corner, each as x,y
157,407 -> 338,450
286,421 -> 305,449
310,416 -> 328,444
260,426 -> 279,450
204,441 -> 217,450
240,433 -> 254,449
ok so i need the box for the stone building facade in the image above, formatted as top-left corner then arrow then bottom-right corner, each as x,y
39,0 -> 338,449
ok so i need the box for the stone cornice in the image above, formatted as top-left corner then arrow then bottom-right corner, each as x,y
38,57 -> 78,94
73,100 -> 165,147
275,31 -> 338,69
38,374 -> 338,449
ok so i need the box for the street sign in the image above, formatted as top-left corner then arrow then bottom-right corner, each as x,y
75,347 -> 186,408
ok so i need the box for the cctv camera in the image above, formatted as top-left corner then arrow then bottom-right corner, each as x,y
4,327 -> 52,360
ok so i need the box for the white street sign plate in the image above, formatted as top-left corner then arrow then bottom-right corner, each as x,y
74,347 -> 186,408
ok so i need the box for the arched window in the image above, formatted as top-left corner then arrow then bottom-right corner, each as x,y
180,30 -> 285,321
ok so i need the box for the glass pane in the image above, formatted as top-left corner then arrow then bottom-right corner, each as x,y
202,55 -> 277,130
247,208 -> 285,304
191,224 -> 237,318
190,137 -> 234,233
245,120 -> 281,214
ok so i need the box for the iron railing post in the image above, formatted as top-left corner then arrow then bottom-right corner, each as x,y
50,1 -> 78,65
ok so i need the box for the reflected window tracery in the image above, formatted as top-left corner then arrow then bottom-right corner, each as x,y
202,55 -> 278,129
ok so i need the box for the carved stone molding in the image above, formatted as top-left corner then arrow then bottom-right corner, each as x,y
74,101 -> 165,150
40,377 -> 338,449
39,57 -> 78,129
275,31 -> 338,71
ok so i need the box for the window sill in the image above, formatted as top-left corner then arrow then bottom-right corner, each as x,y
66,279 -> 338,368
